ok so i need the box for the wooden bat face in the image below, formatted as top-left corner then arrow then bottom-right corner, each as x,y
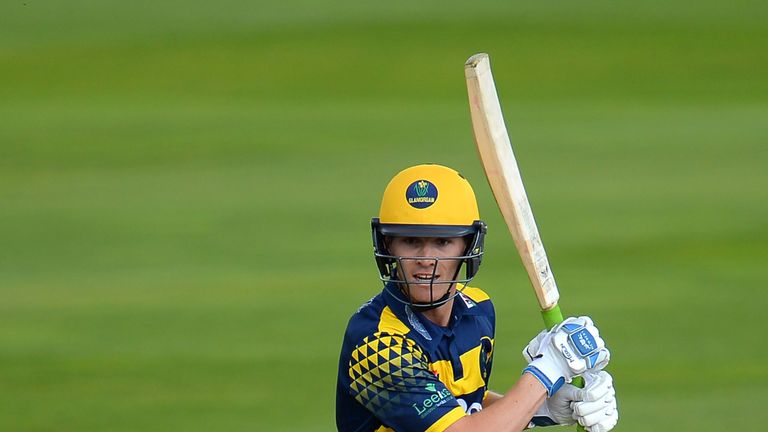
465,53 -> 560,310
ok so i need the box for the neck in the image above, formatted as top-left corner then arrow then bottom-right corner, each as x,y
419,299 -> 454,327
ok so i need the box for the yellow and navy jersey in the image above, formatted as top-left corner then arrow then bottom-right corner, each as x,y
336,283 -> 495,432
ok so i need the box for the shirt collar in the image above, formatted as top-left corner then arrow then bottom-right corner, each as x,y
382,283 -> 488,351
452,288 -> 487,318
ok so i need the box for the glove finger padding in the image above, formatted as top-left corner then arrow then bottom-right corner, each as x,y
577,404 -> 618,432
573,399 -> 611,417
580,371 -> 614,403
587,414 -> 618,432
572,371 -> 618,432
577,398 -> 617,430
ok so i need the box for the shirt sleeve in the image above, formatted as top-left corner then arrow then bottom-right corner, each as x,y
347,332 -> 466,432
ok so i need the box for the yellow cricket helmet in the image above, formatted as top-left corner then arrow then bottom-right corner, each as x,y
377,164 -> 481,235
371,164 -> 487,307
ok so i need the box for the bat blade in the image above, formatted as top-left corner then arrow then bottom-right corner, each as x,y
464,53 -> 559,312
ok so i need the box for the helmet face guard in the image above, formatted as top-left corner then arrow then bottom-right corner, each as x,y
372,218 -> 487,309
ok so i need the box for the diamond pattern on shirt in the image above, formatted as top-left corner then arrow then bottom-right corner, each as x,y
348,332 -> 433,416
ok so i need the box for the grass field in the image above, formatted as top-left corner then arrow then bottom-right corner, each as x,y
2,1 -> 767,430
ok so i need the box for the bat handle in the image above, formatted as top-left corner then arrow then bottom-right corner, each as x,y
540,305 -> 587,432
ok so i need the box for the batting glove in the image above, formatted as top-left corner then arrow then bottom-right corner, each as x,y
528,380 -> 580,427
573,371 -> 619,432
522,316 -> 610,396
527,371 -> 618,431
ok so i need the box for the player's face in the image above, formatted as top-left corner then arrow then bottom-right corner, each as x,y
387,236 -> 467,303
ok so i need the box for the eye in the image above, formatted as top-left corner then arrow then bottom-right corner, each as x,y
394,237 -> 421,248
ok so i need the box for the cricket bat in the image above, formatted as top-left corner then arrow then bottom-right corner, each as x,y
464,53 -> 587,408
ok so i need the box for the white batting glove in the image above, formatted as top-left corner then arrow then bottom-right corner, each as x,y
527,371 -> 618,430
528,381 -> 581,427
522,330 -> 547,363
573,371 -> 619,432
522,316 -> 610,395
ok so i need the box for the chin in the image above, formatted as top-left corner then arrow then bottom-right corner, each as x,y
407,282 -> 452,302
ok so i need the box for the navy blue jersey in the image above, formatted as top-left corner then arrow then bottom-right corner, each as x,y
336,283 -> 496,432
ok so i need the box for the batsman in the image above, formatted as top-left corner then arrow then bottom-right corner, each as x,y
335,164 -> 619,432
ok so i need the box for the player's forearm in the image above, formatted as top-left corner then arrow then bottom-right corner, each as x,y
482,390 -> 504,407
446,373 -> 546,432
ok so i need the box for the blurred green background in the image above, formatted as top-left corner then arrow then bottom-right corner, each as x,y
1,1 -> 767,430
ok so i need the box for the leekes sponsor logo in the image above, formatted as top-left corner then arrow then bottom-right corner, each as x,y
406,179 -> 438,209
412,383 -> 453,418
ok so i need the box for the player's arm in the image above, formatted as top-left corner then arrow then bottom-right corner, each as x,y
449,317 -> 611,432
345,332 -> 467,432
482,390 -> 503,407
446,373 -> 546,432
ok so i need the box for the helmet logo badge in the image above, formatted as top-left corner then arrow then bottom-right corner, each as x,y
406,180 -> 438,209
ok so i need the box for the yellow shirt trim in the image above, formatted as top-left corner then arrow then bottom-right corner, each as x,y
426,406 -> 466,432
377,306 -> 411,335
430,342 -> 492,396
459,285 -> 490,303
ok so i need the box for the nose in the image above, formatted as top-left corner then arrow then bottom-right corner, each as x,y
414,243 -> 438,266
415,256 -> 436,267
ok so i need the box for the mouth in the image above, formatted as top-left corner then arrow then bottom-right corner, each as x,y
411,273 -> 440,284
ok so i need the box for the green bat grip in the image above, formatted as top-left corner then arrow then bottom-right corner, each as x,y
541,305 -> 587,432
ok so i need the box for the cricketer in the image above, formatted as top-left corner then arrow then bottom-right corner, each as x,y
335,164 -> 618,432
